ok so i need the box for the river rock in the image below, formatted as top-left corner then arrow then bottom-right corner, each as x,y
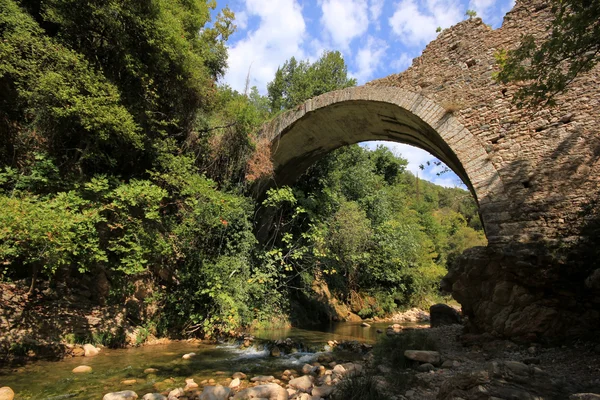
332,364 -> 346,376
404,350 -> 441,365
270,345 -> 281,357
417,363 -> 435,372
72,346 -> 85,357
142,394 -> 167,400
250,375 -> 275,382
361,322 -> 371,327
144,368 -> 159,374
232,372 -> 247,380
289,375 -> 314,392
103,391 -> 138,400
312,385 -> 335,397
441,360 -> 461,369
570,395 -> 600,400
83,343 -> 99,357
182,352 -> 196,360
199,385 -> 231,400
167,388 -> 184,399
184,378 -> 198,390
0,387 -> 14,400
430,304 -> 462,327
72,365 -> 93,373
302,363 -> 313,375
232,384 -> 289,400
229,378 -> 241,388
121,379 -> 137,385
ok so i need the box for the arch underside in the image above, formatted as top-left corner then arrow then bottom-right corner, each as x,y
262,87 -> 508,242
271,100 -> 474,200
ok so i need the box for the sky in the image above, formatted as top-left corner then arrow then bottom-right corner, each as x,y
215,0 -> 515,188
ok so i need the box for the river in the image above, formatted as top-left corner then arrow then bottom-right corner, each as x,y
0,321 -> 419,399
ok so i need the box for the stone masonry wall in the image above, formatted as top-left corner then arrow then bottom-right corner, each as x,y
366,0 -> 600,340
368,0 -> 600,247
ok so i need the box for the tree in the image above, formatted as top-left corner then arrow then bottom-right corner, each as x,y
267,50 -> 356,112
465,10 -> 477,19
495,0 -> 600,106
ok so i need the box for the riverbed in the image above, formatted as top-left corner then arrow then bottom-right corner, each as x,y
0,321 -> 415,399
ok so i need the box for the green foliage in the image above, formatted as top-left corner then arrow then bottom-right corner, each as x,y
436,26 -> 442,33
465,9 -> 477,19
267,50 -> 356,111
495,0 -> 600,106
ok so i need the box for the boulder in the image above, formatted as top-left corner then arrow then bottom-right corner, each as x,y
430,304 -> 462,327
312,385 -> 335,397
250,375 -> 275,382
0,387 -> 14,400
103,391 -> 138,400
289,375 -> 314,393
570,395 -> 600,400
83,343 -> 99,357
232,384 -> 289,400
142,395 -> 167,400
199,385 -> 231,400
404,350 -> 441,365
72,365 -> 93,373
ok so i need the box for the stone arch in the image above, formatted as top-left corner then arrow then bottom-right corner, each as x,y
259,86 -> 508,244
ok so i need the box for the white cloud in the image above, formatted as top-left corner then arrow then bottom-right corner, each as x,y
388,0 -> 463,47
224,0 -> 307,93
320,0 -> 369,50
369,0 -> 385,24
234,10 -> 249,31
391,52 -> 415,71
352,36 -> 388,83
468,0 -> 494,20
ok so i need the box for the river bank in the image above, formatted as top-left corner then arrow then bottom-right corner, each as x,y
0,279 -> 432,368
3,322 -> 600,399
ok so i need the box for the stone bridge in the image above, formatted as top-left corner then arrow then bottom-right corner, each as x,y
258,0 -> 600,341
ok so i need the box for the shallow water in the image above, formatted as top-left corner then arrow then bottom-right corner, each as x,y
0,321 -> 416,399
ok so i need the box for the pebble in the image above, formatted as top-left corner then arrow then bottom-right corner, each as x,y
72,365 -> 93,373
142,394 -> 167,400
83,343 -> 99,357
182,352 -> 196,360
121,379 -> 137,385
0,387 -> 14,400
250,375 -> 275,382
103,391 -> 138,400
144,368 -> 159,374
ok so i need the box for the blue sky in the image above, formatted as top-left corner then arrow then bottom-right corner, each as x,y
215,0 -> 515,187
